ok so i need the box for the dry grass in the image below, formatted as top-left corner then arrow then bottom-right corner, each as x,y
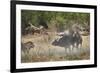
21,32 -> 90,63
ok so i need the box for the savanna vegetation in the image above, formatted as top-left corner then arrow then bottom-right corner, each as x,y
21,10 -> 90,63
21,10 -> 90,34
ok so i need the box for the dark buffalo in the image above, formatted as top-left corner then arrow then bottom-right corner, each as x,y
53,32 -> 82,48
52,27 -> 82,55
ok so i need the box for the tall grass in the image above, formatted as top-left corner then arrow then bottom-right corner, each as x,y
21,32 -> 90,63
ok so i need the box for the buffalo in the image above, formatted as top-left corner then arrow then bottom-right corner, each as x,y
52,25 -> 82,55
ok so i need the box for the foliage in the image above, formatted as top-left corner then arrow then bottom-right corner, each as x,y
21,10 -> 90,33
